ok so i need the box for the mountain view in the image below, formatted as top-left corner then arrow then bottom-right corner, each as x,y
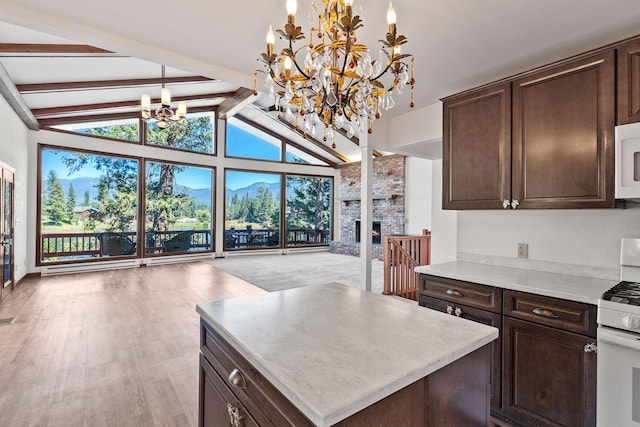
58,177 -> 279,207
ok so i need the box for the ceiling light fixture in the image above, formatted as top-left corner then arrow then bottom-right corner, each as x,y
255,0 -> 414,148
141,65 -> 187,129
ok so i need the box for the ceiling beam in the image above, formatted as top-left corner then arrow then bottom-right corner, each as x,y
217,88 -> 258,119
0,43 -> 114,54
30,92 -> 236,118
38,105 -> 218,127
332,128 -> 383,157
16,76 -> 216,93
0,62 -> 39,130
233,116 -> 338,167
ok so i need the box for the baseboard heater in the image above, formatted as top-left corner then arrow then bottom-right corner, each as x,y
144,252 -> 213,266
41,259 -> 141,276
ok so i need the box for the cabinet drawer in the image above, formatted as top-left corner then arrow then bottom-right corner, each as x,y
419,274 -> 502,313
201,320 -> 313,426
503,290 -> 597,337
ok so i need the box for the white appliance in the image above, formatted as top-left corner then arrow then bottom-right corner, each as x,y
616,123 -> 640,199
597,238 -> 640,426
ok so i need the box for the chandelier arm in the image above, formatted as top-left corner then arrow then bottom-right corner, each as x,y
288,37 -> 312,80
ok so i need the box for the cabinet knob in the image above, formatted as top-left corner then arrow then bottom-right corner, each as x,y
446,305 -> 453,315
446,288 -> 464,298
511,199 -> 520,209
532,307 -> 559,319
228,368 -> 247,389
227,403 -> 245,427
584,343 -> 598,353
503,199 -> 510,209
454,307 -> 462,317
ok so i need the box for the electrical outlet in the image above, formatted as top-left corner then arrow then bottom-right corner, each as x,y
517,243 -> 528,259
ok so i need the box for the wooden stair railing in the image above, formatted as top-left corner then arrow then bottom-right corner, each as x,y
383,229 -> 431,300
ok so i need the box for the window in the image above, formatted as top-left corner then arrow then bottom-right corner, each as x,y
226,117 -> 281,161
144,161 -> 213,254
225,170 -> 281,249
146,112 -> 215,154
285,175 -> 332,246
50,118 -> 140,143
286,145 -> 330,166
39,147 -> 139,263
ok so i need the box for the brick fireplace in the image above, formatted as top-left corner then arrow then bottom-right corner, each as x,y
330,155 -> 405,261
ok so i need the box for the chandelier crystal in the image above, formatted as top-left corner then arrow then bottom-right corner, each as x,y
255,0 -> 415,148
141,65 -> 187,129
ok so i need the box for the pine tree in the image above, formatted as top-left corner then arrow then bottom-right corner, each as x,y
83,190 -> 90,206
67,183 -> 77,222
44,170 -> 68,225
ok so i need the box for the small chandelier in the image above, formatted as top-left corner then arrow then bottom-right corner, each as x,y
255,0 -> 415,148
141,65 -> 187,129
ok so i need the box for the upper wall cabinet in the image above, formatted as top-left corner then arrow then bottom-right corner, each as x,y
442,49 -> 616,210
443,82 -> 511,210
512,50 -> 615,209
617,38 -> 640,125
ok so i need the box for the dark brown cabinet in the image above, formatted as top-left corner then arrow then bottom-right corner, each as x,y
200,317 -> 493,427
442,48 -> 616,210
617,38 -> 640,125
419,275 -> 503,411
418,275 -> 598,427
442,82 -> 511,210
501,290 -> 597,427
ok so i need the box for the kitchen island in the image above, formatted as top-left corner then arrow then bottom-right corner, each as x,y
196,282 -> 498,426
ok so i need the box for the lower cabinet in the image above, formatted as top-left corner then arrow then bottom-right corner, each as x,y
502,318 -> 597,427
199,318 -> 492,426
419,274 -> 598,427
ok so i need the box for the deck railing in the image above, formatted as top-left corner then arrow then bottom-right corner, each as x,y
383,229 -> 431,301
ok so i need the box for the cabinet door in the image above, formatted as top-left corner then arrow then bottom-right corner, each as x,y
420,295 -> 502,411
199,353 -> 259,427
511,50 -> 615,209
617,38 -> 640,125
442,82 -> 511,210
502,317 -> 597,427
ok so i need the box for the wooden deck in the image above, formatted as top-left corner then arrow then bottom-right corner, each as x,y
0,262 -> 265,426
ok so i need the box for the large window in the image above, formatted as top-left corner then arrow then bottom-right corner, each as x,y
226,117 -> 282,161
144,161 -> 213,254
225,170 -> 281,249
146,112 -> 215,154
39,147 -> 139,263
50,118 -> 140,143
285,175 -> 332,246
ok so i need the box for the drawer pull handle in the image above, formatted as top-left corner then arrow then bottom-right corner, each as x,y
228,368 -> 247,389
532,307 -> 559,319
446,305 -> 453,315
454,307 -> 462,317
446,289 -> 464,297
584,343 -> 598,353
227,403 -> 244,426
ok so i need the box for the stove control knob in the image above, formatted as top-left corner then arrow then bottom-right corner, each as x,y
621,316 -> 640,329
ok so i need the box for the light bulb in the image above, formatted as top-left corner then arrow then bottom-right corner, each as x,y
177,102 -> 187,117
266,25 -> 275,45
284,56 -> 292,71
345,0 -> 353,5
287,0 -> 297,24
141,94 -> 151,118
161,87 -> 171,106
386,3 -> 396,25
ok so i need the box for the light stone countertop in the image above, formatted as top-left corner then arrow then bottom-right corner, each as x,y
415,261 -> 617,305
196,283 -> 498,427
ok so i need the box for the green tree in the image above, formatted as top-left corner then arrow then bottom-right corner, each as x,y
286,176 -> 332,232
67,182 -> 77,221
44,170 -> 68,225
83,190 -> 90,206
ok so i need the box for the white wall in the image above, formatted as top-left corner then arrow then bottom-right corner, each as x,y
405,157 -> 432,234
430,159 -> 457,264
457,206 -> 640,276
0,95 -> 29,282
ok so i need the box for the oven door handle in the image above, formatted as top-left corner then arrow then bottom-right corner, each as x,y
598,327 -> 640,351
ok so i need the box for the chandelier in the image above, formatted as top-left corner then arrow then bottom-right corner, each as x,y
255,0 -> 414,148
140,65 -> 187,129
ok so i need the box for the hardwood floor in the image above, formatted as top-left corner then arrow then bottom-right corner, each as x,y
0,262 -> 265,427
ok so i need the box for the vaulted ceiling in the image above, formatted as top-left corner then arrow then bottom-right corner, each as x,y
1,0 -> 640,163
